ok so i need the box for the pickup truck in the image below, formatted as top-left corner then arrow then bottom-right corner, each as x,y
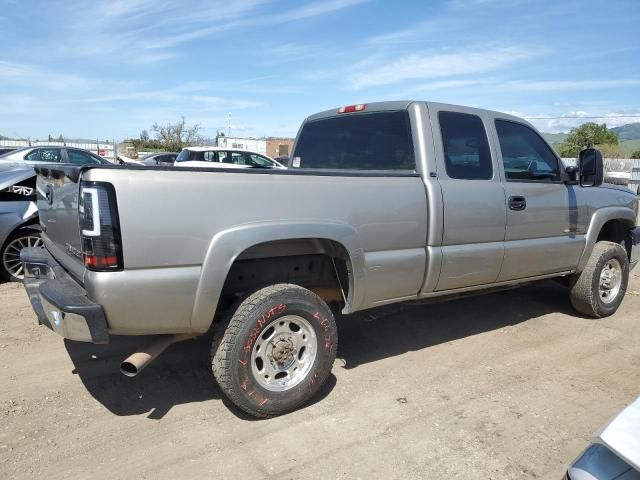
21,101 -> 640,418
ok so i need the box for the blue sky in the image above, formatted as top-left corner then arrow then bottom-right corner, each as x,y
1,0 -> 639,140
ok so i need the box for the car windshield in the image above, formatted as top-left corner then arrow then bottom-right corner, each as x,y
175,149 -> 197,162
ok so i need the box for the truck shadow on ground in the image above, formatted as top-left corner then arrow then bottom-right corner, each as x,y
336,280 -> 575,369
64,333 -> 336,421
65,280 -> 573,420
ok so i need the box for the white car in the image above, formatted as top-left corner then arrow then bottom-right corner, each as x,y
566,396 -> 640,479
173,146 -> 286,169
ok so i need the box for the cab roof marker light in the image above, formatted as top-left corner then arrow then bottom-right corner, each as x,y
80,187 -> 101,237
338,104 -> 367,114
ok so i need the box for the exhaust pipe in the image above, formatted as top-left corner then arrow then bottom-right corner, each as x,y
120,334 -> 194,377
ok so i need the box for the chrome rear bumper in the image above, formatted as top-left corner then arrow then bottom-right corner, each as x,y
21,247 -> 109,344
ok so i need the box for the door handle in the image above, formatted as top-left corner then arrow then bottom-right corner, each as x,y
508,196 -> 527,211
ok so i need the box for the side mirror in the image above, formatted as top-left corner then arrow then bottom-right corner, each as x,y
564,165 -> 579,184
579,148 -> 604,187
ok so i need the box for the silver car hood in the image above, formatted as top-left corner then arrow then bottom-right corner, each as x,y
598,396 -> 640,471
0,165 -> 35,189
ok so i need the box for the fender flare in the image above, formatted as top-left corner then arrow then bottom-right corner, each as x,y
576,206 -> 636,272
190,220 -> 366,333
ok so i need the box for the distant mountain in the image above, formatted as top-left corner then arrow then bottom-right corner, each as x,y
540,123 -> 640,157
612,123 -> 640,141
541,132 -> 567,146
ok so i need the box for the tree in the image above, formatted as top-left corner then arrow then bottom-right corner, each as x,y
597,143 -> 625,159
152,117 -> 203,152
140,129 -> 150,143
557,122 -> 619,157
631,150 -> 640,159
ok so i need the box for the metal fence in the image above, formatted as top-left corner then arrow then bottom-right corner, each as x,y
630,159 -> 640,194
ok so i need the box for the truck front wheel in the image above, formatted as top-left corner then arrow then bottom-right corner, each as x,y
570,241 -> 629,318
211,284 -> 338,417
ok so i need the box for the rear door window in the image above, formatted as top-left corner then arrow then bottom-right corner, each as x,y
25,148 -> 62,162
439,111 -> 493,180
66,149 -> 101,165
292,111 -> 415,170
228,152 -> 246,165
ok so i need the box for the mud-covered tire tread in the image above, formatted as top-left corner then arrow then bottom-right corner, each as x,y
211,284 -> 337,418
570,241 -> 629,318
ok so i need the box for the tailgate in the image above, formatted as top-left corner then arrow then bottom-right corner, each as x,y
36,166 -> 86,280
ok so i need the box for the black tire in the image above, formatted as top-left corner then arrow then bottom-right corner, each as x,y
569,241 -> 629,318
211,284 -> 338,418
0,229 -> 42,282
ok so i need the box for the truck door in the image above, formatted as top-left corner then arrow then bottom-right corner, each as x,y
492,118 -> 585,281
430,109 -> 507,290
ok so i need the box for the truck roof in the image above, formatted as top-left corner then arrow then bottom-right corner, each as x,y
303,100 -> 530,127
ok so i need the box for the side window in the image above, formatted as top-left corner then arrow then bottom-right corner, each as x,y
25,149 -> 41,161
249,154 -> 271,167
439,111 -> 492,180
218,151 -> 230,163
229,152 -> 245,165
495,120 -> 560,182
203,151 -> 216,162
38,148 -> 62,162
66,149 -> 100,165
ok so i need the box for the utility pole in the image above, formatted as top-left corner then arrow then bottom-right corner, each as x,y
228,112 -> 232,137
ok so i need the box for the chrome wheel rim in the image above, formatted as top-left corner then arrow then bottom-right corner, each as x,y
2,234 -> 43,280
599,258 -> 623,305
250,314 -> 317,392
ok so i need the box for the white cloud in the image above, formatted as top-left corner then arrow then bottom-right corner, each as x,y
277,0 -> 370,22
0,60 -> 34,78
415,79 -> 482,91
347,47 -> 534,89
58,0 -> 371,59
500,79 -> 640,92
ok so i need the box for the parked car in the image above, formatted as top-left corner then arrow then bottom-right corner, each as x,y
273,155 -> 290,166
0,146 -> 109,166
566,396 -> 640,479
21,101 -> 639,418
139,152 -> 178,166
0,146 -> 109,281
174,146 -> 286,169
0,147 -> 16,156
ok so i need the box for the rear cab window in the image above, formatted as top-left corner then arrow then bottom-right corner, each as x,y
292,111 -> 415,170
438,111 -> 493,180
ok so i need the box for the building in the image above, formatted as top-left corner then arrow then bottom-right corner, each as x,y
266,138 -> 294,158
216,136 -> 266,155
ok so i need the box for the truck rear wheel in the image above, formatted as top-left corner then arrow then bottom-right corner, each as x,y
211,284 -> 338,417
570,241 -> 629,318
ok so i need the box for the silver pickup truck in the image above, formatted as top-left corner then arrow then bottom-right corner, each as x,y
21,101 -> 640,417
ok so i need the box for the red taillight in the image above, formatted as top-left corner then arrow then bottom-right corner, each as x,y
79,181 -> 123,271
84,255 -> 119,268
338,104 -> 367,114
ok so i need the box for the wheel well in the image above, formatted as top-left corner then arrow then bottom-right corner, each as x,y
597,219 -> 634,259
220,238 -> 352,308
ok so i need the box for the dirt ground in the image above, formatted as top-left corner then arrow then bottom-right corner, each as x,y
1,271 -> 639,480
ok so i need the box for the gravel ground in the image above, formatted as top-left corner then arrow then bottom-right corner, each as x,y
1,271 -> 639,479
